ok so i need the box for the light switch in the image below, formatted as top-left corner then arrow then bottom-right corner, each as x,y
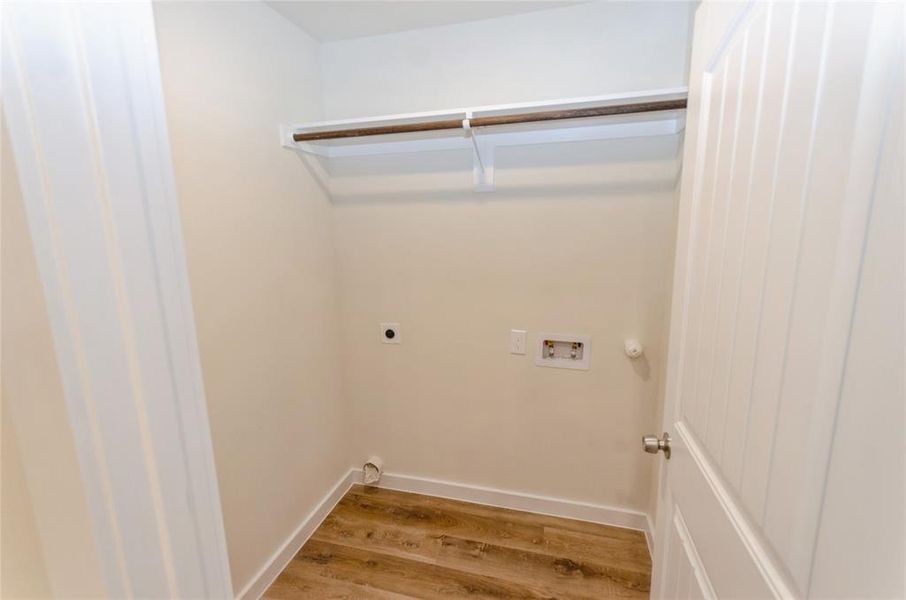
510,329 -> 527,355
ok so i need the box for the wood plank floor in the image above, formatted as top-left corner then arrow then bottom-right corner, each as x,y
264,485 -> 652,599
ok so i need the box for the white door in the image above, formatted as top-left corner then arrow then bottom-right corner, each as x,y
651,1 -> 904,598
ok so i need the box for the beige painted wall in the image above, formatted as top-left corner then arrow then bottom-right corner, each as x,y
323,2 -> 691,512
1,398 -> 51,599
4,3 -> 688,595
150,2 -> 689,589
153,2 -> 348,593
332,141 -> 679,511
320,2 -> 696,119
1,119 -> 106,598
1,119 -> 50,600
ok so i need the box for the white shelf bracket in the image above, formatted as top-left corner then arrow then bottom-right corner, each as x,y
280,124 -> 329,156
280,124 -> 332,196
463,112 -> 495,192
280,123 -> 297,150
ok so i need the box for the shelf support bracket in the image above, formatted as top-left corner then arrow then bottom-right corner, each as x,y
463,113 -> 495,192
280,124 -> 332,197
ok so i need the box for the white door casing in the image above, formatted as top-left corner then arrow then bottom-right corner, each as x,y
2,3 -> 233,597
652,1 -> 904,598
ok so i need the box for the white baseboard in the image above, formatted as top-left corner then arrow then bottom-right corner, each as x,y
353,470 -> 652,540
237,468 -> 357,600
645,514 -> 656,558
240,467 -> 653,599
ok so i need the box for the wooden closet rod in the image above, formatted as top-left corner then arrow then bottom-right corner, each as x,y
292,97 -> 687,142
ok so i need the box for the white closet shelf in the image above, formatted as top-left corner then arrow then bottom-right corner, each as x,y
281,87 -> 687,192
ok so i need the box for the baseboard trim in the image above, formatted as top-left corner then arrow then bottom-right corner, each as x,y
645,514 -> 656,558
354,470 -> 651,540
237,468 -> 357,600
240,467 -> 653,599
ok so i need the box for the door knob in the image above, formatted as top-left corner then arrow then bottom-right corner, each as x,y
642,432 -> 671,459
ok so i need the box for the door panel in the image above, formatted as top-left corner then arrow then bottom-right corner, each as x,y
808,63 -> 904,598
720,1 -> 793,491
762,4 -> 880,581
736,1 -> 829,527
659,501 -> 713,600
653,1 -> 903,597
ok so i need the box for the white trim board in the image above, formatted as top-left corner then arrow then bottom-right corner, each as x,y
237,469 -> 358,600
239,467 -> 653,600
361,471 -> 651,538
3,3 -> 232,597
646,514 -> 656,560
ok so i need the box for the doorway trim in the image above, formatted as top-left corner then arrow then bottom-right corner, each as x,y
2,2 -> 233,596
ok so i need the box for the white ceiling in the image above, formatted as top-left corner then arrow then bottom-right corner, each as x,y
266,1 -> 586,42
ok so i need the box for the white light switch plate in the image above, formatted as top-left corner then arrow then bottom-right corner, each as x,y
510,329 -> 527,355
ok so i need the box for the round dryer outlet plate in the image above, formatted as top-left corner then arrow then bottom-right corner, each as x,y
380,322 -> 400,344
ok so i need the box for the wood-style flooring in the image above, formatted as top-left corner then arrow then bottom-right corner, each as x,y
264,485 -> 652,599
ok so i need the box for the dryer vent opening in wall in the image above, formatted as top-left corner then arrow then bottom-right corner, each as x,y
363,456 -> 384,485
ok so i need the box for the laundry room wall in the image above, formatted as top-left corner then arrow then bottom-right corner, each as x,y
323,2 -> 694,516
319,2 -> 696,119
150,3 -> 694,591
153,3 -> 349,593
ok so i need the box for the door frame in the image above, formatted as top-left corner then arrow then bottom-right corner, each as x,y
2,3 -> 233,597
